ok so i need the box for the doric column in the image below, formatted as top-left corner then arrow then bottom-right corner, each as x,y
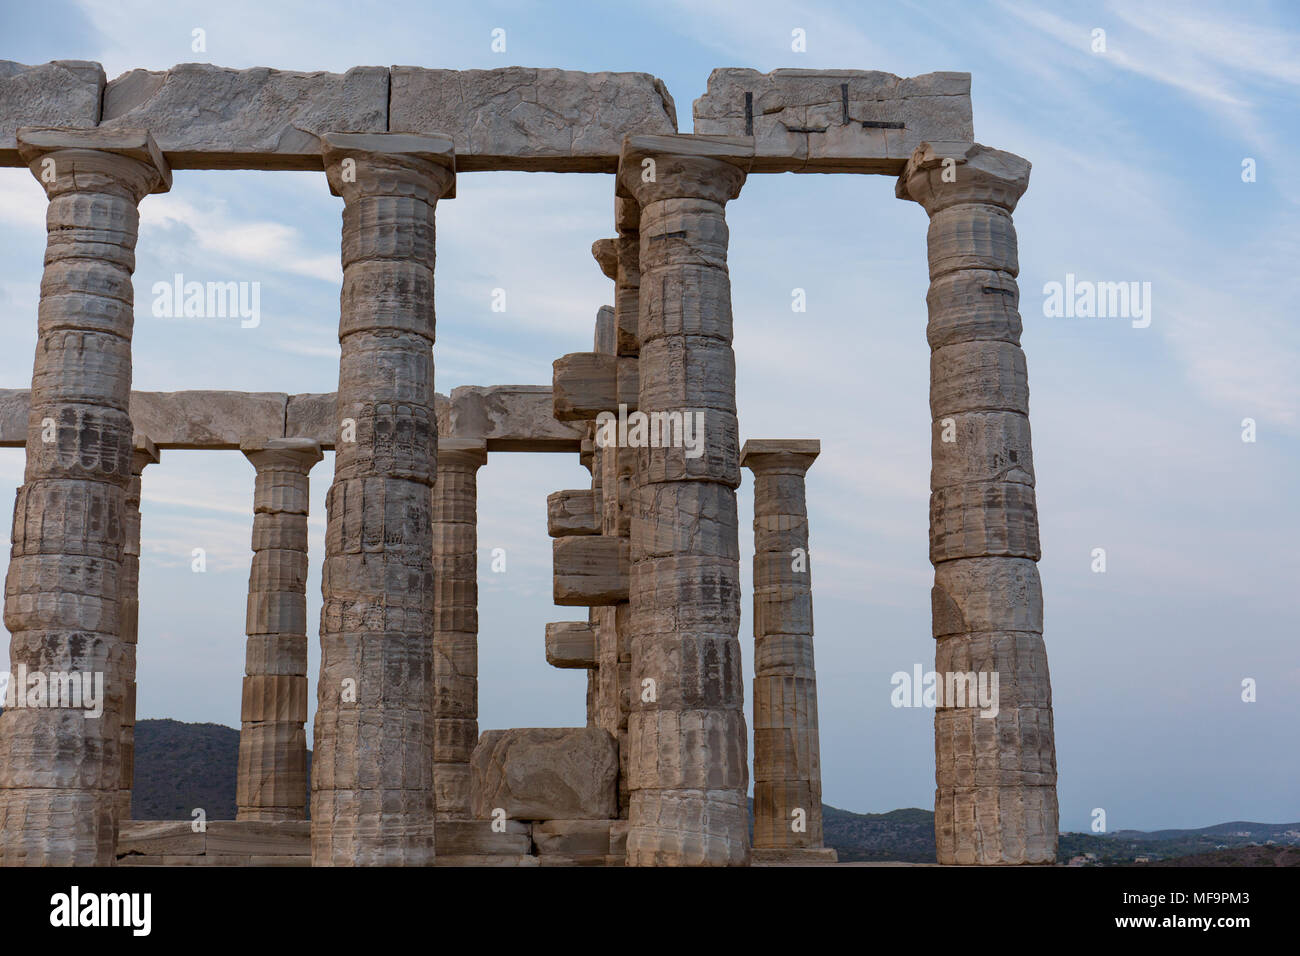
312,133 -> 454,866
897,143 -> 1056,865
741,440 -> 836,864
430,438 -> 486,821
238,438 -> 322,822
0,128 -> 169,866
117,436 -> 161,822
616,134 -> 753,866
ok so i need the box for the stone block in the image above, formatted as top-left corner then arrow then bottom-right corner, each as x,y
547,490 -> 600,536
545,621 -> 597,669
553,535 -> 630,605
471,727 -> 619,821
99,64 -> 388,169
692,68 -> 973,173
389,67 -> 677,172
0,60 -> 104,165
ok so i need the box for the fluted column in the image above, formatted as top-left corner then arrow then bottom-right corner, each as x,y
617,134 -> 753,866
117,436 -> 160,822
897,143 -> 1056,865
430,438 -> 486,821
311,133 -> 454,866
741,440 -> 835,863
238,438 -> 321,822
0,129 -> 169,866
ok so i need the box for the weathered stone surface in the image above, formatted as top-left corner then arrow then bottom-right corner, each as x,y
553,535 -> 630,606
0,61 -> 104,164
553,353 -> 616,421
434,818 -> 531,855
533,819 -> 612,860
0,387 -> 581,450
449,385 -> 585,452
693,69 -> 972,173
547,490 -> 600,536
311,133 -> 453,867
238,440 -> 319,824
0,129 -> 169,867
901,142 -> 1055,865
742,440 -> 829,853
619,135 -> 751,867
99,64 -> 388,169
431,439 -> 487,821
389,67 -> 677,172
471,728 -> 619,821
545,622 -> 597,669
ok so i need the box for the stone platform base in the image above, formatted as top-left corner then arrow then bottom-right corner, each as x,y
751,847 -> 840,866
116,820 -> 311,866
116,818 -> 629,866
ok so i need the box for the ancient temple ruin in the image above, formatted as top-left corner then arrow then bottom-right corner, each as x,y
0,62 -> 1056,866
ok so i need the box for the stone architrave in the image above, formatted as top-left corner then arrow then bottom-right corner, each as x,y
238,438 -> 322,822
741,440 -> 836,864
0,127 -> 170,866
431,438 -> 487,821
117,436 -> 160,822
897,142 -> 1056,865
311,132 -> 454,867
616,133 -> 753,866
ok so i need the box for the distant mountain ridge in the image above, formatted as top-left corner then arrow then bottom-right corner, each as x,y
127,719 -> 1298,865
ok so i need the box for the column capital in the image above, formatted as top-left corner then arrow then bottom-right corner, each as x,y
131,434 -> 161,475
321,131 -> 456,202
17,126 -> 171,199
896,142 -> 1030,215
241,437 -> 324,473
438,437 -> 487,471
616,133 -> 753,206
741,439 -> 820,476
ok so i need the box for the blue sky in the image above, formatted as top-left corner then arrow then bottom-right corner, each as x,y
1,0 -> 1297,832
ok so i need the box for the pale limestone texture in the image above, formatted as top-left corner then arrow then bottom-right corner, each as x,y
310,132 -> 454,867
471,728 -> 619,821
617,134 -> 753,866
0,128 -> 170,866
431,439 -> 487,821
389,67 -> 677,172
741,441 -> 834,863
238,439 -> 322,822
0,68 -> 1054,869
897,142 -> 1056,865
0,62 -> 104,163
693,69 -> 972,173
117,438 -> 159,822
100,64 -> 388,169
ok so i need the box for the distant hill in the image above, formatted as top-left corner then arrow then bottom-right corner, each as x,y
124,719 -> 1298,866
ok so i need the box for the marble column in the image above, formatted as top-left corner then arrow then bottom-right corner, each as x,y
238,438 -> 321,822
117,436 -> 160,822
897,143 -> 1056,865
430,438 -> 486,821
0,129 -> 169,866
741,440 -> 835,863
312,133 -> 454,866
617,134 -> 753,866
